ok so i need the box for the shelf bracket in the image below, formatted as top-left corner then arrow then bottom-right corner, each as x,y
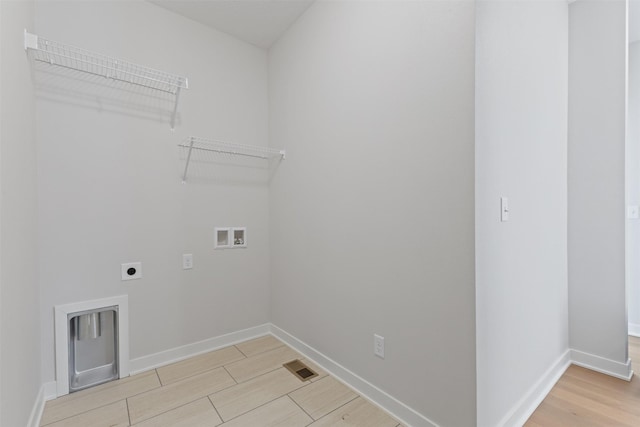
181,137 -> 195,184
170,85 -> 182,131
24,29 -> 38,51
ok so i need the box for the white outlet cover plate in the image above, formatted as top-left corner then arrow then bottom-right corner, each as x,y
374,334 -> 385,359
500,197 -> 509,222
121,262 -> 142,281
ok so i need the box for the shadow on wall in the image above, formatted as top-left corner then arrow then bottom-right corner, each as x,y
28,51 -> 286,186
30,60 -> 181,127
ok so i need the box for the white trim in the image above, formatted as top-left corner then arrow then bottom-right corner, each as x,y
629,322 -> 640,337
496,350 -> 571,427
54,295 -> 129,397
270,324 -> 439,427
27,381 -> 56,427
570,349 -> 633,381
43,381 -> 57,401
27,384 -> 45,427
129,323 -> 270,375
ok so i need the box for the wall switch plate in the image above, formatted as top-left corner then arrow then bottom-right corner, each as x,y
374,334 -> 385,359
628,205 -> 639,219
500,197 -> 509,222
121,262 -> 142,281
182,254 -> 193,269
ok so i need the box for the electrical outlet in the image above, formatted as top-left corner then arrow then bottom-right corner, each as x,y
183,254 -> 193,269
121,262 -> 142,281
374,334 -> 385,359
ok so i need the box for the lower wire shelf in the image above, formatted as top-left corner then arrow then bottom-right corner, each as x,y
179,136 -> 286,183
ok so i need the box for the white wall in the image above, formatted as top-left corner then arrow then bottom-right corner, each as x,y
268,1 -> 476,426
0,0 -> 41,425
34,0 -> 271,384
475,1 -> 569,426
568,0 -> 629,371
628,41 -> 640,335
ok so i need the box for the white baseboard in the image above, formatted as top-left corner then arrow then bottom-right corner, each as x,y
129,323 -> 271,375
270,324 -> 439,427
27,384 -> 46,427
570,349 -> 633,381
27,381 -> 56,427
629,323 -> 640,337
27,380 -> 72,427
496,350 -> 571,427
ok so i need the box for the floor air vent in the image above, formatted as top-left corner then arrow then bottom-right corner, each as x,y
283,359 -> 318,381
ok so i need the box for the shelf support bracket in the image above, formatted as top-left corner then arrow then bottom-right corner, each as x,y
170,85 -> 182,131
182,137 -> 195,184
24,29 -> 38,51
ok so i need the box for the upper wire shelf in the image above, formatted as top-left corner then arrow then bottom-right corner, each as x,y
24,30 -> 188,129
179,136 -> 286,183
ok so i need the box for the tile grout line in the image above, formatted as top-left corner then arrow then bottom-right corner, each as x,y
40,399 -> 131,427
152,339 -> 286,386
44,370 -> 157,404
211,365 -> 307,399
234,344 -> 249,358
309,395 -> 361,425
156,357 -> 245,387
234,342 -> 286,359
224,344 -> 297,373
224,348 -> 305,385
158,347 -> 283,386
286,394 -> 315,421
152,345 -> 247,384
40,371 -> 159,423
132,397 -> 219,426
207,395 -> 225,424
154,368 -> 165,387
210,372 -> 310,423
225,364 -> 287,385
129,378 -> 242,425
216,375 -> 350,427
222,365 -> 238,384
215,391 -> 301,424
126,398 -> 132,426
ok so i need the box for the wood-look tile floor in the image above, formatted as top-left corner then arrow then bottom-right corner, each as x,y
41,335 -> 403,427
525,336 -> 640,426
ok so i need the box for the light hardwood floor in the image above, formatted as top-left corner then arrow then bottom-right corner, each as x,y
525,336 -> 640,426
40,335 -> 403,427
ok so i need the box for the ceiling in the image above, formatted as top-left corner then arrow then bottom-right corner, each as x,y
152,0 -> 640,47
149,0 -> 315,49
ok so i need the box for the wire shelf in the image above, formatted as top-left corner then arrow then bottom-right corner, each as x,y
24,30 -> 188,129
179,136 -> 286,183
